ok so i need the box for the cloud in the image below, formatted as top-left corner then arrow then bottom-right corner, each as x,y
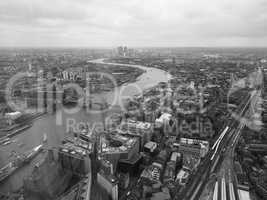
0,0 -> 266,47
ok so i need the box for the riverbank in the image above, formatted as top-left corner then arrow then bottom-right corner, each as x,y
103,57 -> 171,74
0,58 -> 172,196
63,59 -> 145,93
0,112 -> 46,140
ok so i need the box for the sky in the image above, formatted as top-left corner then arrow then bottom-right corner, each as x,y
0,0 -> 266,47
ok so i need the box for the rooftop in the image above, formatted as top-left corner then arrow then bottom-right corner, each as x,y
100,133 -> 139,155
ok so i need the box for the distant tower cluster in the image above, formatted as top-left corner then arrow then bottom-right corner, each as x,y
117,46 -> 127,57
116,46 -> 135,57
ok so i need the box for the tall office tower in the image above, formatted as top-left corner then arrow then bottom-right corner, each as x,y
123,46 -> 128,56
97,171 -> 118,200
117,46 -> 124,57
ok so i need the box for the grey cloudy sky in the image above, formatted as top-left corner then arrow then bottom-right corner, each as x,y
0,0 -> 266,47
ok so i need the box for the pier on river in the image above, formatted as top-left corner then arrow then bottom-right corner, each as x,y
0,58 -> 172,194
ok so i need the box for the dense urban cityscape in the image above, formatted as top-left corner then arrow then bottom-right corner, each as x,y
0,47 -> 266,200
0,0 -> 267,200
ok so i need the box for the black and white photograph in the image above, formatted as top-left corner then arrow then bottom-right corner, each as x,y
0,0 -> 266,200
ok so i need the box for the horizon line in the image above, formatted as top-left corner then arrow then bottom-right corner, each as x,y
1,46 -> 267,49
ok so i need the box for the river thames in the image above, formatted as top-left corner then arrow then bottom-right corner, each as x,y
0,59 -> 171,193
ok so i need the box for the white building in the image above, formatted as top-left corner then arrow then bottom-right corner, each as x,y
5,111 -> 22,125
179,138 -> 209,158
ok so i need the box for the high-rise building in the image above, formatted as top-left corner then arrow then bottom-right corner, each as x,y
97,171 -> 118,200
117,46 -> 124,57
99,133 -> 140,171
117,153 -> 142,175
117,46 -> 130,57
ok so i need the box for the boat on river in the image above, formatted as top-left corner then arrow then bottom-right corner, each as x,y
0,144 -> 43,183
43,133 -> 48,143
